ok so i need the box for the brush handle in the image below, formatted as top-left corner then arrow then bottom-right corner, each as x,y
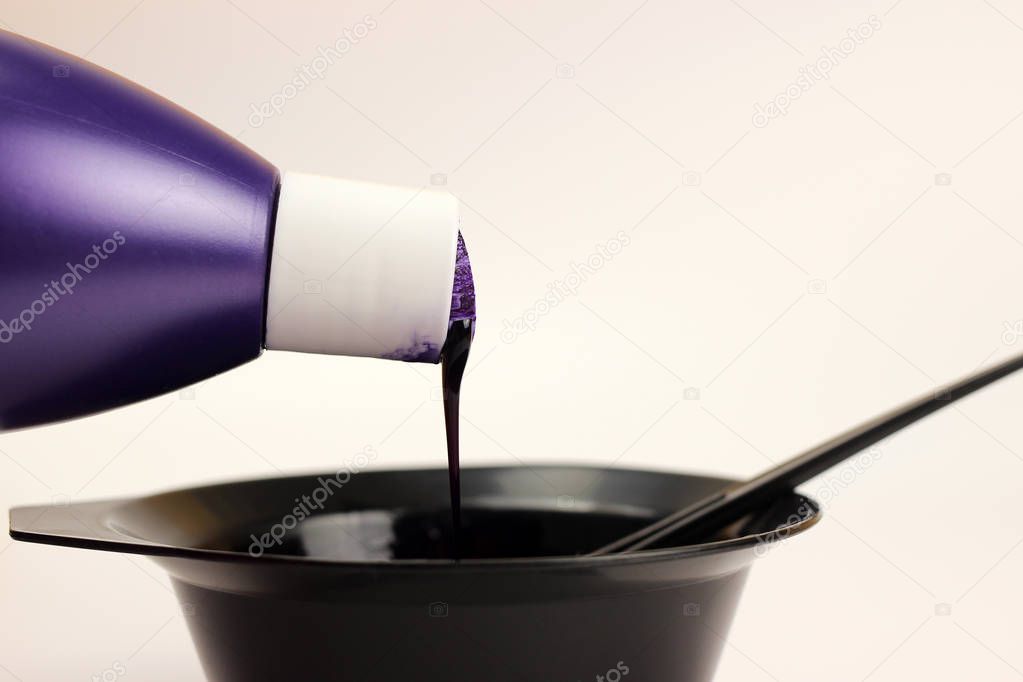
592,349 -> 1023,555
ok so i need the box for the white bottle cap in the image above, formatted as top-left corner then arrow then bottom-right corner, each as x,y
265,172 -> 460,363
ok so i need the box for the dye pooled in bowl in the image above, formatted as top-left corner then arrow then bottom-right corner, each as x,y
214,506 -> 654,561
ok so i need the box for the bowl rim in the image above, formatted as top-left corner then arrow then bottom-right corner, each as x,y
9,464 -> 822,569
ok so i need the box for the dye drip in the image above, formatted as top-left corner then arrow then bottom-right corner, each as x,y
440,233 -> 476,558
441,320 -> 472,557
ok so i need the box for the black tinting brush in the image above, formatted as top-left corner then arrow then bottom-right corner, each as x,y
591,350 -> 1023,555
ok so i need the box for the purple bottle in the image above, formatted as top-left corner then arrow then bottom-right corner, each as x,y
0,30 -> 475,431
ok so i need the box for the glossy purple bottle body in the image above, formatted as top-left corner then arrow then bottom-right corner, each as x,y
0,30 -> 279,430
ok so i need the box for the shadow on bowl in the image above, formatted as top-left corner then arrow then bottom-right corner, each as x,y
10,465 -> 819,682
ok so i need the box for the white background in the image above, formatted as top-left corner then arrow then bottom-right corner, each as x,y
2,1 -> 1023,680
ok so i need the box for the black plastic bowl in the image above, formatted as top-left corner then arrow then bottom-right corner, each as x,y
9,466 -> 819,682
